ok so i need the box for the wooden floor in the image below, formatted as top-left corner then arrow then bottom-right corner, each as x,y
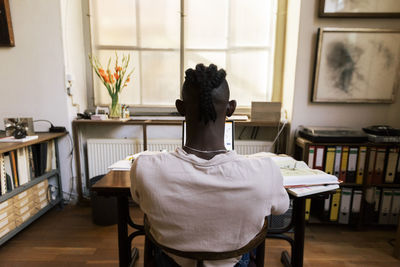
0,204 -> 399,267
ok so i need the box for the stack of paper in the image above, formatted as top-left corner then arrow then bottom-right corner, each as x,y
0,136 -> 38,143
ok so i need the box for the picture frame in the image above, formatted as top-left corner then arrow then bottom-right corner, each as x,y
319,0 -> 400,18
312,28 -> 400,103
0,0 -> 14,46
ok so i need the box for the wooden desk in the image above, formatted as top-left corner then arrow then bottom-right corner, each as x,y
92,170 -> 325,267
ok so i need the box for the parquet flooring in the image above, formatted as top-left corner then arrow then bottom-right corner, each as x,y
0,205 -> 399,266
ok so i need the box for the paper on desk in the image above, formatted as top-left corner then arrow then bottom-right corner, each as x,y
0,136 -> 38,143
287,184 -> 339,197
246,152 -> 339,188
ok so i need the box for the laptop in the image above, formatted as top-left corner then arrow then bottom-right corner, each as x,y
182,121 -> 235,150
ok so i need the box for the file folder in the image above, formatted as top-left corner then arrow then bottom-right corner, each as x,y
379,189 -> 392,225
346,147 -> 358,183
305,198 -> 311,221
339,146 -> 349,182
330,189 -> 341,221
385,148 -> 399,183
356,146 -> 367,185
333,146 -> 342,178
366,148 -> 377,185
389,190 -> 400,225
323,195 -> 331,221
307,146 -> 315,168
373,148 -> 386,185
396,151 -> 400,184
338,188 -> 352,224
350,190 -> 362,225
314,146 -> 325,171
324,146 -> 336,175
374,188 -> 381,223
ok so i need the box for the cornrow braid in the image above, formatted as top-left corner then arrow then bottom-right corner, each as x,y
184,63 -> 227,124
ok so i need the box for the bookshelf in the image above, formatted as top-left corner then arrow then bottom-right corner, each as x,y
0,132 -> 65,246
295,137 -> 400,227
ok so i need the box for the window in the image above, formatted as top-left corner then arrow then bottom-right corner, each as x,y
89,0 -> 277,107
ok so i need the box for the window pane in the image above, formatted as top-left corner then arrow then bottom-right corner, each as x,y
90,0 -> 137,46
141,51 -> 180,105
227,51 -> 271,106
185,51 -> 226,71
185,0 -> 228,49
139,0 -> 180,48
93,50 -> 140,106
230,0 -> 275,47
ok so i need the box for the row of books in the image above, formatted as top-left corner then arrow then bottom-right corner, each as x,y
307,145 -> 400,184
305,187 -> 400,225
0,141 -> 55,195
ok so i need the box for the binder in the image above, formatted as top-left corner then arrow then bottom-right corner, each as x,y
330,189 -> 341,221
0,155 -> 6,195
366,148 -> 377,185
379,189 -> 393,224
372,148 -> 386,185
31,142 -> 48,177
324,146 -> 336,175
305,198 -> 311,221
307,146 -> 315,169
374,188 -> 381,223
338,187 -> 352,224
314,146 -> 325,171
396,151 -> 400,184
9,151 -> 19,187
339,146 -> 349,182
45,141 -> 55,172
346,147 -> 358,183
350,190 -> 362,225
389,190 -> 400,225
323,195 -> 331,221
27,146 -> 35,179
356,146 -> 367,185
384,147 -> 399,183
333,146 -> 342,178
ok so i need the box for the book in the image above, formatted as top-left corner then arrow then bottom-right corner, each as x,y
287,184 -> 339,197
0,136 -> 38,143
356,146 -> 367,185
16,148 -> 30,185
0,155 -> 6,195
9,151 -> 19,187
31,142 -> 48,177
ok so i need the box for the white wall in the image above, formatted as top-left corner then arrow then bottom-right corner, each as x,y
289,0 -> 400,151
0,0 -> 87,201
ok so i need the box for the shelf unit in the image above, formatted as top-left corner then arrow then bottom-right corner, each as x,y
294,137 -> 400,227
0,132 -> 66,246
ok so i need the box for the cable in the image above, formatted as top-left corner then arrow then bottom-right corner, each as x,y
270,120 -> 288,152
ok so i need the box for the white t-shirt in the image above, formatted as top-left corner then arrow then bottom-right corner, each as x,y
130,147 -> 289,267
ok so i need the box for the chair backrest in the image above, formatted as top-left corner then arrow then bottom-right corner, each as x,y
144,215 -> 267,266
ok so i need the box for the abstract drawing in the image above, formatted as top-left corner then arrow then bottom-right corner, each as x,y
312,28 -> 400,103
319,0 -> 400,17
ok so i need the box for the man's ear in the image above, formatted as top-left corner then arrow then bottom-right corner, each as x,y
175,99 -> 185,116
226,100 -> 237,117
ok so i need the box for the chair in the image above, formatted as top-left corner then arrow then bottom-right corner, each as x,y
143,215 -> 268,267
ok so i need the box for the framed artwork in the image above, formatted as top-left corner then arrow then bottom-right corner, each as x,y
0,0 -> 14,46
319,0 -> 400,18
312,28 -> 400,103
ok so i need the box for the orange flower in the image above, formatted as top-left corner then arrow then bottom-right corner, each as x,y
110,74 -> 115,83
126,77 -> 130,83
102,73 -> 110,83
115,66 -> 122,72
98,68 -> 105,75
114,73 -> 119,80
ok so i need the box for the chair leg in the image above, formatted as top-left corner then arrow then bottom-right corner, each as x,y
144,236 -> 156,267
256,240 -> 265,267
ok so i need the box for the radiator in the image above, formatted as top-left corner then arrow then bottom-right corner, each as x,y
87,138 -> 273,179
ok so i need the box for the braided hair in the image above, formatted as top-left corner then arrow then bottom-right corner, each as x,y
184,64 -> 227,124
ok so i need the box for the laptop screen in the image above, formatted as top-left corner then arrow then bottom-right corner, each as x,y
182,121 -> 234,150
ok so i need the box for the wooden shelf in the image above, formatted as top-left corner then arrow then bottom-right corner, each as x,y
0,132 -> 66,154
0,169 -> 59,203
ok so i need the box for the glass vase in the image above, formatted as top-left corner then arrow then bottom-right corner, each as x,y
109,95 -> 121,119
